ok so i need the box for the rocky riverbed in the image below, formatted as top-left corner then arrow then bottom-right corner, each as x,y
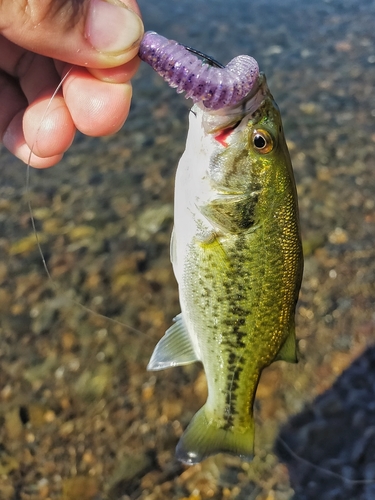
1,0 -> 375,498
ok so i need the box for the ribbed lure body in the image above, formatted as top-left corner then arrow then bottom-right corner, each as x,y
139,32 -> 259,110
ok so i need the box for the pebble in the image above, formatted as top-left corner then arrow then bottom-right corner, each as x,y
67,225 -> 96,241
8,234 -> 47,255
132,204 -> 173,241
107,452 -> 154,496
62,476 -> 99,500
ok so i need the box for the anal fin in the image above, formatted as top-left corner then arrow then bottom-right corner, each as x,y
147,313 -> 199,371
274,322 -> 298,364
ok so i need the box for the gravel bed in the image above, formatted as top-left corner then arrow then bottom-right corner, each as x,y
1,0 -> 375,498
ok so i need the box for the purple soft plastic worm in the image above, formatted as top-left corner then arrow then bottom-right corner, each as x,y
139,31 -> 259,111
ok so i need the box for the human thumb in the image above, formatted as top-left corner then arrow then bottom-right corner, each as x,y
0,0 -> 143,68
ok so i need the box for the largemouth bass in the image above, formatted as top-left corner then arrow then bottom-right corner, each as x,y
148,74 -> 303,465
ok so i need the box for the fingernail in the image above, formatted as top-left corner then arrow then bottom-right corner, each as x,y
86,0 -> 143,54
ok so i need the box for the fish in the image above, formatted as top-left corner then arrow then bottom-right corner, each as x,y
140,33 -> 303,465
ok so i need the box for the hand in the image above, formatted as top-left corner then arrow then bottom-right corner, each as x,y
0,0 -> 143,168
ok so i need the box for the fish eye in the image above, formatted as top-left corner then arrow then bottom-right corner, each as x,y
252,129 -> 273,153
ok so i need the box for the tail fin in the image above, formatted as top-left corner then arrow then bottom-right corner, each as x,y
175,405 -> 254,464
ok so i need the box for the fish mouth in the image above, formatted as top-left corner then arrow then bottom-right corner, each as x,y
200,74 -> 270,134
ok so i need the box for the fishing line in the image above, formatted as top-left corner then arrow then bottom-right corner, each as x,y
26,67 -> 149,340
184,45 -> 225,68
277,436 -> 375,485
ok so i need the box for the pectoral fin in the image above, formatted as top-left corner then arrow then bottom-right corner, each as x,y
200,191 -> 259,234
274,322 -> 298,364
147,313 -> 200,371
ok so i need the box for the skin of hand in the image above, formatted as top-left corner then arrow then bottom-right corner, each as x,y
0,0 -> 144,168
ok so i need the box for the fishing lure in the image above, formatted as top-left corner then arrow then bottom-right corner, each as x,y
139,31 -> 259,110
139,32 -> 303,464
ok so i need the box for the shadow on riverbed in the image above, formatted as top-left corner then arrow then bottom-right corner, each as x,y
277,345 -> 375,500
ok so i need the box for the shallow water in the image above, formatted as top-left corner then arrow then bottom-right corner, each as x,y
1,0 -> 375,498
